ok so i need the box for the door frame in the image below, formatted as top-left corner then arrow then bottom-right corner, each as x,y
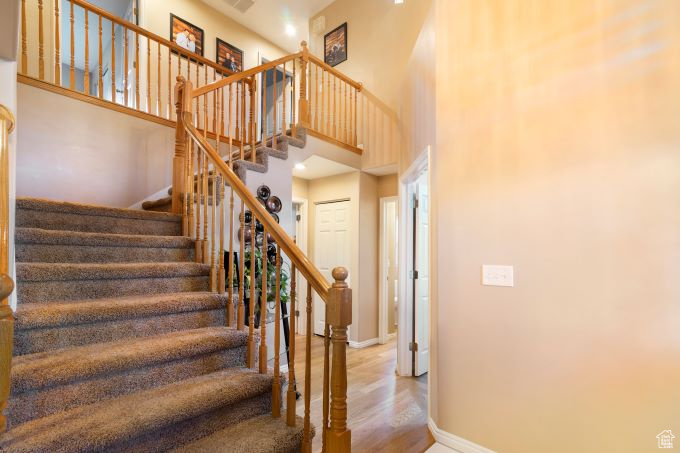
379,196 -> 398,345
292,196 -> 308,335
397,147 -> 431,377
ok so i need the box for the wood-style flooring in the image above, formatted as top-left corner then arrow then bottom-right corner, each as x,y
292,334 -> 434,453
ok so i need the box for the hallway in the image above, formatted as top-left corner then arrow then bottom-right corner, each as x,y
294,335 -> 433,453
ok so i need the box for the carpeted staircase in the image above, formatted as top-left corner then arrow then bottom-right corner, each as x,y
1,197 -> 306,452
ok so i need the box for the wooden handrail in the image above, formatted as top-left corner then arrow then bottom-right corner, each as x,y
307,54 -> 362,91
191,52 -> 302,99
181,111 -> 332,301
69,0 -> 235,78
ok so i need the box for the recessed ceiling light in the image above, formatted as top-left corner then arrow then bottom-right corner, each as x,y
394,0 -> 404,3
295,163 -> 306,170
285,24 -> 296,36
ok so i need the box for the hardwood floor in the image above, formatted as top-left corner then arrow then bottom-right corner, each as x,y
292,334 -> 434,453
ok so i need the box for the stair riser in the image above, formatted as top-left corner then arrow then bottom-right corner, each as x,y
117,392 -> 273,453
15,309 -> 225,355
16,243 -> 195,263
17,209 -> 181,236
17,276 -> 210,303
8,346 -> 248,427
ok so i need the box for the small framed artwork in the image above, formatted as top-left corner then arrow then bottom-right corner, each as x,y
216,38 -> 244,73
324,22 -> 347,67
169,14 -> 204,57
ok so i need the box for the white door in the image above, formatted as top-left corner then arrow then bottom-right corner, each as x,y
414,171 -> 429,376
314,201 -> 351,336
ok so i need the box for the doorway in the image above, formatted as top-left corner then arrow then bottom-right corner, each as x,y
259,58 -> 294,140
379,196 -> 399,344
398,149 -> 430,377
313,200 -> 351,336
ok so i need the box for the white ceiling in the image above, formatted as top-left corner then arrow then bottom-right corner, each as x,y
200,0 -> 335,53
292,155 -> 356,180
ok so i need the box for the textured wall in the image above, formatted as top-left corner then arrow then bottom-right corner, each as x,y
433,0 -> 680,451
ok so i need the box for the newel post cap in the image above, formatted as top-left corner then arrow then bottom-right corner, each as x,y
328,267 -> 351,327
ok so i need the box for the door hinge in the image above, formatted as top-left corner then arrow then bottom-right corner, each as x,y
409,341 -> 418,352
295,310 -> 300,317
409,270 -> 419,279
296,214 -> 301,221
411,195 -> 419,209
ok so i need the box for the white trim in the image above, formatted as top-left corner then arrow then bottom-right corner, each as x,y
379,196 -> 398,345
428,418 -> 496,453
292,197 -> 308,335
387,332 -> 397,340
397,148 -> 430,377
348,337 -> 379,349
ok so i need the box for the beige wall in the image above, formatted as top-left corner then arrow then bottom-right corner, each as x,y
433,1 -> 680,452
310,0 -> 432,173
16,83 -> 174,207
292,176 -> 308,200
377,174 -> 397,198
140,0 -> 288,70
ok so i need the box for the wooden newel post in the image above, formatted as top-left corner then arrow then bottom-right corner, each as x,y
326,267 -> 352,453
172,76 -> 192,215
299,41 -> 310,128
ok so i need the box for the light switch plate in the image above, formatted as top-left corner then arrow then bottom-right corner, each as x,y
482,265 -> 514,287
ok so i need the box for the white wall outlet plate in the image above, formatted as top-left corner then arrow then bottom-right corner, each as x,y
482,265 -> 514,287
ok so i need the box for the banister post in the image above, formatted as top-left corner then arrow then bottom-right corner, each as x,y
326,267 -> 352,453
0,105 -> 16,433
298,41 -> 310,128
172,76 -> 192,215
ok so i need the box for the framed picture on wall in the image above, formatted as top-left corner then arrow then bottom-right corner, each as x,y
169,14 -> 204,57
324,22 -> 347,67
216,38 -> 244,73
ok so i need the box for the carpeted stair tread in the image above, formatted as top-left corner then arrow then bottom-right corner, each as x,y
171,415 -> 308,453
1,368 -> 275,453
16,197 -> 181,222
15,227 -> 194,248
12,326 -> 248,393
16,261 -> 210,282
15,292 -> 226,329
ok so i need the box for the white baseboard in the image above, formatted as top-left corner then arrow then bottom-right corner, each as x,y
428,418 -> 495,453
348,337 -> 379,349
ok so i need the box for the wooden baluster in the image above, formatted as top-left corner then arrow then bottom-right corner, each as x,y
345,82 -> 349,143
240,81 -> 245,161
182,138 -> 190,236
322,317 -> 330,452
282,61 -> 287,136
326,70 -> 330,136
69,1 -> 75,89
186,140 -> 194,237
83,8 -> 89,93
54,0 -> 61,84
202,146 -> 209,265
146,37 -> 151,111
262,70 -> 267,147
212,73 -> 217,136
314,64 -> 319,131
98,15 -> 103,98
272,245 -> 282,417
299,41 -> 309,128
247,215 -> 256,368
173,77 -> 190,215
135,32 -> 139,108
250,79 -> 256,160
286,264 -> 297,426
210,162 -> 217,291
332,75 -> 337,139
292,58 -> 297,138
21,0 -> 27,75
167,48 -> 171,118
224,180 -> 232,308
326,268 -> 352,453
259,225 -> 268,374
195,150 -> 203,263
111,22 -> 116,102
238,200 -> 245,331
123,27 -> 128,106
157,42 -> 161,114
217,88 -> 226,296
273,67 -> 278,150
38,0 -> 44,79
302,282 -> 313,452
